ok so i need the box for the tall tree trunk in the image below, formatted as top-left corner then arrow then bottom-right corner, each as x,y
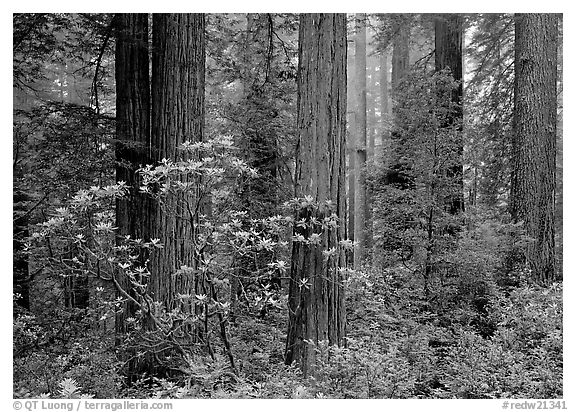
149,13 -> 205,310
388,14 -> 410,186
368,56 -> 377,163
379,47 -> 390,165
285,13 -> 347,377
347,34 -> 355,251
366,52 -> 377,259
114,13 -> 152,336
353,14 -> 368,269
391,15 -> 409,92
555,18 -> 563,280
511,13 -> 557,285
434,13 -> 464,214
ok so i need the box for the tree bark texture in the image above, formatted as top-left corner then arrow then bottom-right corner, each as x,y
511,13 -> 557,285
434,13 -> 465,214
353,14 -> 368,268
285,13 -> 347,377
149,13 -> 205,309
114,13 -> 152,334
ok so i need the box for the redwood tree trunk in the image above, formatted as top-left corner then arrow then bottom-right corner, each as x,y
388,14 -> 410,185
511,13 -> 557,285
354,14 -> 368,268
347,36 -> 355,254
114,13 -> 152,335
379,47 -> 390,165
285,13 -> 347,377
149,13 -> 205,309
434,13 -> 465,214
366,54 -> 376,255
391,15 -> 409,92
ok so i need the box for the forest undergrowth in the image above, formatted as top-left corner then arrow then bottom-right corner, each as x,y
13,210 -> 563,399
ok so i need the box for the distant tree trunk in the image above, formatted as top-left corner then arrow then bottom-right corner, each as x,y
391,15 -> 409,91
353,14 -> 368,269
347,34 -> 355,259
63,271 -> 89,309
379,48 -> 390,164
434,13 -> 464,214
285,13 -> 347,377
511,13 -> 557,285
555,18 -> 563,280
114,13 -> 152,335
13,189 -> 30,311
367,57 -> 377,163
149,13 -> 205,309
388,14 -> 411,187
366,52 -> 377,259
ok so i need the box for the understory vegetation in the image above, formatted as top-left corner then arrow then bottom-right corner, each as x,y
13,198 -> 563,398
14,269 -> 563,398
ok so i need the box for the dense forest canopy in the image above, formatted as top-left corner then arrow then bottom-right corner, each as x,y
13,13 -> 563,400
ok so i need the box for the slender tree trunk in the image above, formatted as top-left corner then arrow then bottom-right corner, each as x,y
379,47 -> 390,165
511,13 -> 557,285
391,15 -> 409,92
149,13 -> 205,309
555,18 -> 563,280
347,36 -> 355,251
285,13 -> 347,377
368,56 -> 377,162
388,14 -> 410,186
114,13 -> 152,336
471,165 -> 478,206
13,189 -> 30,311
434,13 -> 464,214
366,52 -> 376,258
353,14 -> 368,269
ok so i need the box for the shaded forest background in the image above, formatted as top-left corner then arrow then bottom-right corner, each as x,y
13,13 -> 563,399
